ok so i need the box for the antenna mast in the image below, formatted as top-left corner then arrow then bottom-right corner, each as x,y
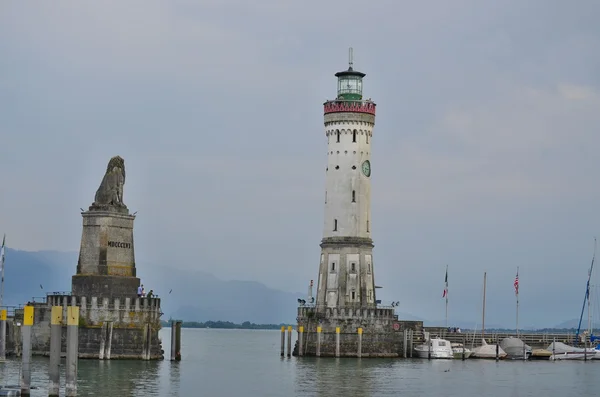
348,47 -> 354,69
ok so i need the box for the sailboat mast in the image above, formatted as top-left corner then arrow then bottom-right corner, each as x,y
576,238 -> 596,343
482,272 -> 487,338
516,266 -> 519,337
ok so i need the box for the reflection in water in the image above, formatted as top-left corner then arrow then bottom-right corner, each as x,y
0,329 -> 599,396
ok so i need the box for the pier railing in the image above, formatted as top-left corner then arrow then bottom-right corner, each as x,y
420,329 -> 586,348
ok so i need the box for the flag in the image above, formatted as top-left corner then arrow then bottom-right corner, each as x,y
514,270 -> 519,295
0,234 -> 5,274
442,267 -> 448,298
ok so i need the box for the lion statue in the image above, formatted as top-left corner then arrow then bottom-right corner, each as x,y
93,156 -> 126,207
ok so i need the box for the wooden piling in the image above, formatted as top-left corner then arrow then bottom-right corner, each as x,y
0,309 -> 6,361
287,326 -> 292,358
171,321 -> 177,361
462,335 -> 466,361
48,306 -> 63,397
21,305 -> 34,396
403,330 -> 407,358
316,326 -> 322,357
357,328 -> 363,358
335,327 -> 340,358
280,326 -> 285,357
66,306 -> 80,397
495,335 -> 499,362
298,326 -> 304,357
175,321 -> 182,361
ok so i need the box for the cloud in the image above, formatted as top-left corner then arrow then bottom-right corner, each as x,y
1,0 -> 600,327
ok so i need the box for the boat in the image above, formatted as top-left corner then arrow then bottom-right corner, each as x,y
451,342 -> 472,359
547,341 -> 598,360
471,338 -> 508,359
414,336 -> 454,359
500,336 -> 531,360
530,349 -> 552,360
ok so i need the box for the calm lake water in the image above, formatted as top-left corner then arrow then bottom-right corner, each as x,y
1,328 -> 599,396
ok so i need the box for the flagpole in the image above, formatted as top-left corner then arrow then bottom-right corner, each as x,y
0,234 -> 5,310
445,265 -> 448,329
516,266 -> 519,338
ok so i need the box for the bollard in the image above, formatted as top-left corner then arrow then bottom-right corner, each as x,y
171,321 -> 177,361
175,321 -> 182,361
495,336 -> 499,362
21,305 -> 34,396
298,326 -> 304,357
280,326 -> 285,357
66,306 -> 80,397
357,328 -> 363,358
428,335 -> 431,360
335,327 -> 340,358
409,330 -> 413,358
0,309 -> 6,361
48,306 -> 63,397
316,326 -> 322,357
287,326 -> 292,358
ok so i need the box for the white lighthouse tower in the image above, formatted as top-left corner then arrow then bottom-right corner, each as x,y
315,49 -> 378,310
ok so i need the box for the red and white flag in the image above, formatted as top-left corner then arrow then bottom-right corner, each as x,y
514,270 -> 519,295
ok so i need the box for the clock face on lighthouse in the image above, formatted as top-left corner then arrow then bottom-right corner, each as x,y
361,160 -> 371,177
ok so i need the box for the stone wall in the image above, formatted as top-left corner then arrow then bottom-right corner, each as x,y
12,294 -> 163,360
296,306 -> 422,357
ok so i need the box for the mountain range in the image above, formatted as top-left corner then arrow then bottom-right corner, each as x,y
1,248 -> 593,328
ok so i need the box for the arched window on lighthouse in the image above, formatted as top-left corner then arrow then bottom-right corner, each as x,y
352,190 -> 356,202
353,130 -> 357,142
334,219 -> 338,231
366,133 -> 369,144
336,130 -> 340,143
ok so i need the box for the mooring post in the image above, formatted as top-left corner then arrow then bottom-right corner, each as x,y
316,326 -> 322,357
171,320 -> 177,361
409,330 -> 413,358
298,326 -> 304,357
552,336 -> 556,360
48,306 -> 63,397
427,335 -> 431,360
495,335 -> 499,362
357,328 -> 363,358
287,326 -> 292,358
175,320 -> 182,361
522,342 -> 526,361
0,308 -> 7,361
21,305 -> 34,396
335,327 -> 340,358
584,335 -> 588,361
66,306 -> 80,397
403,329 -> 407,358
280,326 -> 285,357
462,335 -> 466,361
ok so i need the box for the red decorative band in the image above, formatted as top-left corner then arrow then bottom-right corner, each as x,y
324,102 -> 376,115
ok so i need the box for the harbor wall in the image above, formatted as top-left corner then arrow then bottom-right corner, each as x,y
10,294 -> 163,360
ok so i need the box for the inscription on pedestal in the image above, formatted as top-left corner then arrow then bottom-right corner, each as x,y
108,241 -> 132,249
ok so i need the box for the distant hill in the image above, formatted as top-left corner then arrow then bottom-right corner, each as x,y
553,318 -> 600,330
1,248 -> 74,306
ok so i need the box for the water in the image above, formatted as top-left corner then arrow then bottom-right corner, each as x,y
1,328 -> 599,396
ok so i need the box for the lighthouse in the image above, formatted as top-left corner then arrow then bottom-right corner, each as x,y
316,48 -> 378,310
294,50 -> 418,358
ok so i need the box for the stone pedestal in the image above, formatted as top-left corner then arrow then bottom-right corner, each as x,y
72,208 -> 139,298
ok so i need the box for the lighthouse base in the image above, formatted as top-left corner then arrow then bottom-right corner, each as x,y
295,306 -> 422,357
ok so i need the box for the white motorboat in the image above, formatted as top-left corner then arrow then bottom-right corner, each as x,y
471,339 -> 508,359
414,337 -> 453,359
547,341 -> 598,360
451,342 -> 472,359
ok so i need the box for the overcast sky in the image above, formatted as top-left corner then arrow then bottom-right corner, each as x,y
1,0 -> 600,327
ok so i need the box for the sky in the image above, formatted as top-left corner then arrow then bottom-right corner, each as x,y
1,0 -> 600,328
